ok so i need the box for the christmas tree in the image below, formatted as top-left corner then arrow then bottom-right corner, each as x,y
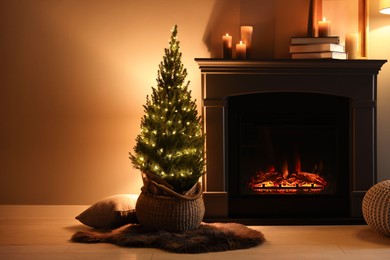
130,25 -> 205,194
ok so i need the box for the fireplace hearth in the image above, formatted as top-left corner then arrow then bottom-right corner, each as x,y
196,59 -> 386,224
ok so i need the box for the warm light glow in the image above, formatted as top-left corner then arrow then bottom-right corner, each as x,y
248,154 -> 328,194
380,0 -> 390,14
282,160 -> 289,179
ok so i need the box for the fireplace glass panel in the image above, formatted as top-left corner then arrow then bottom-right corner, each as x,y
227,92 -> 350,218
241,124 -> 338,195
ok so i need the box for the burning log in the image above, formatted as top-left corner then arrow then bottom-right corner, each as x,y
249,168 -> 327,193
297,171 -> 327,186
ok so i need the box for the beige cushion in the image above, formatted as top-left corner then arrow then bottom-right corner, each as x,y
76,194 -> 139,228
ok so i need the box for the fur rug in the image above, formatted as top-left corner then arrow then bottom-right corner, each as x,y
71,222 -> 265,253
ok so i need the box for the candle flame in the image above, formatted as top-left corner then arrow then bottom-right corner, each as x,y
240,40 -> 243,44
322,17 -> 327,22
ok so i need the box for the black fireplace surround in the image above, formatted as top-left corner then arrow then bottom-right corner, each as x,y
195,59 -> 386,224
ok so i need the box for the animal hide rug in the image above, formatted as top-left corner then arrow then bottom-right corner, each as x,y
71,222 -> 265,253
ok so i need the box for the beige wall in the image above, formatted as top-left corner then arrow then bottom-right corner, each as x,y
1,0 -> 389,205
369,0 -> 390,182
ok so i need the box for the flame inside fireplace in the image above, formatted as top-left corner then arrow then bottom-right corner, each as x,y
248,155 -> 328,194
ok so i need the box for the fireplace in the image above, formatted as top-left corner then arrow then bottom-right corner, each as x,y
195,59 -> 386,224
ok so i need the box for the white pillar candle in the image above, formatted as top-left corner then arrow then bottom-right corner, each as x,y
236,41 -> 246,59
222,33 -> 232,58
240,26 -> 253,58
318,17 -> 331,37
345,33 -> 359,59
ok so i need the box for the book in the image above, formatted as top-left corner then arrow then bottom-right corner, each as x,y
291,51 -> 347,60
291,36 -> 340,45
289,43 -> 345,53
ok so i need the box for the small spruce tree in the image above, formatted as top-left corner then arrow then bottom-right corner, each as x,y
130,25 -> 205,193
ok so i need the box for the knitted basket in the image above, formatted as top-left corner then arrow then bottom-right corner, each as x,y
135,172 -> 205,232
362,180 -> 390,237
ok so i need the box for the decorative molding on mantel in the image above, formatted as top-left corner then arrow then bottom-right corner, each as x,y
195,58 -> 387,74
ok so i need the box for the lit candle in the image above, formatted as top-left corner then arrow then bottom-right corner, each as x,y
240,26 -> 253,58
345,33 -> 359,59
222,33 -> 232,59
318,17 -> 331,37
236,41 -> 246,59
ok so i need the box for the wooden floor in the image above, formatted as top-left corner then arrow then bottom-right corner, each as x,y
0,206 -> 390,259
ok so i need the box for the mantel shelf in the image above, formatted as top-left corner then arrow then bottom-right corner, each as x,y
195,58 -> 387,74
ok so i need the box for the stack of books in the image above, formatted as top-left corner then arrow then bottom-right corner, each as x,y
290,36 -> 347,60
